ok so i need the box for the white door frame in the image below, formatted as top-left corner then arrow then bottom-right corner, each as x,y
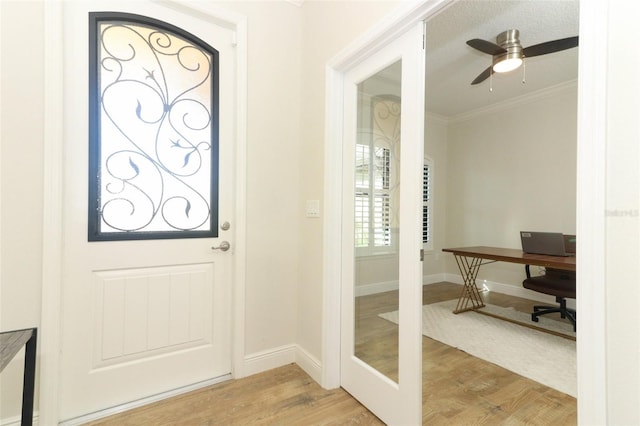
39,1 -> 248,424
323,1 -> 608,424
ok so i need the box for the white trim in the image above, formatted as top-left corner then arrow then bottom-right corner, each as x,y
232,12 -> 249,382
242,344 -> 297,377
240,344 -> 322,386
441,277 -> 566,307
321,64 -> 343,390
295,345 -> 323,385
425,80 -> 577,125
0,415 -> 39,426
355,280 -> 399,297
327,1 -> 451,72
39,1 -> 64,424
448,80 -> 578,124
355,276 -> 561,307
479,278 -> 575,308
425,111 -> 449,125
423,273 -> 447,285
576,1 -> 608,424
39,2 -> 248,423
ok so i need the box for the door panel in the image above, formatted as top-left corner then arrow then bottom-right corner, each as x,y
341,22 -> 425,425
59,1 -> 235,420
91,264 -> 215,369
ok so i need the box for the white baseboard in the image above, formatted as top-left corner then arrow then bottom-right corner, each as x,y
242,344 -> 297,377
355,273 -> 448,297
446,274 -> 576,310
295,345 -> 322,384
441,274 -> 552,302
356,274 -> 575,310
424,273 -> 448,284
242,344 -> 322,385
0,414 -> 39,426
443,272 -> 463,285
354,279 -> 398,297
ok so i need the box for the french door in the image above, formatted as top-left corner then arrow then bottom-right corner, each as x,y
340,21 -> 426,425
58,1 -> 236,420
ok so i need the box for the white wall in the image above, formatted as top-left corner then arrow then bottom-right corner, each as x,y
0,1 -> 44,420
445,83 -> 577,288
603,2 -> 640,423
213,0 -> 303,359
296,0 -> 401,368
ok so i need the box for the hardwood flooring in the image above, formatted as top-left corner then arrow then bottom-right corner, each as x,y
85,283 -> 576,425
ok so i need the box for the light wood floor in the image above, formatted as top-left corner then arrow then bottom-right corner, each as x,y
85,283 -> 576,425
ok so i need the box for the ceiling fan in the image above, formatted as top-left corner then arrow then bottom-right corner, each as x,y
467,29 -> 579,85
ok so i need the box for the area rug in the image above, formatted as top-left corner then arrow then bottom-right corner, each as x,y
379,299 -> 576,397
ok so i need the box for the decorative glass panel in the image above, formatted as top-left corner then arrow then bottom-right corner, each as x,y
88,13 -> 219,241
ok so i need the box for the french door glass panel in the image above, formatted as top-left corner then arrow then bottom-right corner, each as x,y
354,62 -> 401,382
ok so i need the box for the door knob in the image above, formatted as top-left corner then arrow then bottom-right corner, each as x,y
211,241 -> 231,252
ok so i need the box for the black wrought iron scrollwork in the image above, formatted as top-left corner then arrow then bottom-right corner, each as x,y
96,19 -> 216,234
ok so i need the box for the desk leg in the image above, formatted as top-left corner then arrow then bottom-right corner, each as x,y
452,255 -> 486,314
21,328 -> 36,426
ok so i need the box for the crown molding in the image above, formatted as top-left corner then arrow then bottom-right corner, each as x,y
441,79 -> 578,125
425,111 -> 449,125
449,79 -> 579,124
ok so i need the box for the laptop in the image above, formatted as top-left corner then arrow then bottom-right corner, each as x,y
520,231 -> 575,256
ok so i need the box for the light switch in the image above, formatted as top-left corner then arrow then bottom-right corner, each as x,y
305,200 -> 320,218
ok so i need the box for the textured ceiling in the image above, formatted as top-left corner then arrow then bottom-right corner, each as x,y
425,0 -> 580,118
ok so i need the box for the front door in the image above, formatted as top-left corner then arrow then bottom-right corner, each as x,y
59,1 -> 237,420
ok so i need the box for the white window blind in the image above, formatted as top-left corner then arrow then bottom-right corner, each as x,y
355,144 -> 392,253
423,158 -> 433,251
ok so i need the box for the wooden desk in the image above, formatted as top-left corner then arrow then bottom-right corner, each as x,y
443,246 -> 576,314
0,328 -> 37,426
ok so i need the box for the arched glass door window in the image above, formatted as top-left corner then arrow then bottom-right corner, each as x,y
88,12 -> 219,241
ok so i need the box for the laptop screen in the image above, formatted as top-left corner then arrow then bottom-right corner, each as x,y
520,231 -> 570,256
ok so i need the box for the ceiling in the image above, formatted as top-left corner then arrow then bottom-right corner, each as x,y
425,0 -> 579,118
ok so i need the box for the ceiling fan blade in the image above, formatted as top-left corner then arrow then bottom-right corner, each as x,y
522,36 -> 579,58
466,39 -> 507,55
471,66 -> 493,85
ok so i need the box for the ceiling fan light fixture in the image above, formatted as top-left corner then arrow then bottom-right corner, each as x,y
493,54 -> 523,73
468,28 -> 579,85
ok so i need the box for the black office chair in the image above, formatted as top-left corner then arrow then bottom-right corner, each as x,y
523,265 -> 576,331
